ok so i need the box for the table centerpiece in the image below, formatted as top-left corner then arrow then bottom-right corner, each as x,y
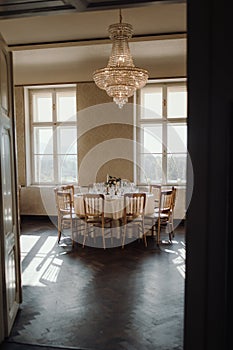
105,175 -> 121,195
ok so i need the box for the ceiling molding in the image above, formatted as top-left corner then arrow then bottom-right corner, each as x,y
0,0 -> 186,19
69,0 -> 185,11
0,1 -> 75,19
9,32 -> 186,51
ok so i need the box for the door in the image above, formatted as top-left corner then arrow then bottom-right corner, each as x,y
0,33 -> 22,341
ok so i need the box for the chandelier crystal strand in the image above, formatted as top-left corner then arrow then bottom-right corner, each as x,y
93,10 -> 148,108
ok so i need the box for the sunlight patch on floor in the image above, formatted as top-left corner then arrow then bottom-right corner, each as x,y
20,235 -> 40,263
164,240 -> 186,279
20,235 -> 63,287
174,242 -> 185,278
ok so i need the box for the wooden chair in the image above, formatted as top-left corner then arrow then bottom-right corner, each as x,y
54,190 -> 78,247
122,192 -> 147,248
147,189 -> 174,245
83,194 -> 112,249
168,186 -> 177,241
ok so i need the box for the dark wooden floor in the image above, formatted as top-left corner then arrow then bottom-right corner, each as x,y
3,216 -> 185,350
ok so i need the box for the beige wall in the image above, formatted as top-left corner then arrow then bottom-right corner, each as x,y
77,82 -> 134,185
13,58 -> 186,86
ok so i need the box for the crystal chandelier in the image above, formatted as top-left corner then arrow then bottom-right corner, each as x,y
93,10 -> 149,108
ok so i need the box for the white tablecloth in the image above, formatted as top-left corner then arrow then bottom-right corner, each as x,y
74,193 -> 154,220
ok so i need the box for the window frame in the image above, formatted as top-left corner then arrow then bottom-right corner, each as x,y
26,85 -> 78,186
135,79 -> 187,186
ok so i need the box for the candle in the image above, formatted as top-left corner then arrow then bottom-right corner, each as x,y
107,174 -> 109,182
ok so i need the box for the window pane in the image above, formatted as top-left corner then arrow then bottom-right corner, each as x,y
56,91 -> 76,122
58,155 -> 78,183
34,155 -> 54,183
140,154 -> 162,183
167,85 -> 187,118
141,124 -> 163,153
33,127 -> 53,154
32,92 -> 53,122
57,126 -> 77,154
141,86 -> 163,119
167,154 -> 187,184
167,124 -> 187,153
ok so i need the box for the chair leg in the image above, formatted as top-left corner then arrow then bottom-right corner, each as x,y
71,219 -> 75,248
122,223 -> 127,249
168,220 -> 175,243
93,227 -> 96,244
169,231 -> 172,243
157,218 -> 161,245
151,220 -> 155,236
57,216 -> 62,243
151,220 -> 156,237
142,221 -> 147,247
171,219 -> 175,238
58,230 -> 62,244
102,226 -> 106,249
82,222 -> 88,248
110,221 -> 113,246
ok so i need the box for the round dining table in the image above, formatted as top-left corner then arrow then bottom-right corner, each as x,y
73,192 -> 155,219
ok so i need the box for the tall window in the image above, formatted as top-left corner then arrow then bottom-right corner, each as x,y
137,81 -> 187,185
29,87 -> 77,185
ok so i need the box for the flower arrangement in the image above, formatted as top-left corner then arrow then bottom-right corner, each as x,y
105,175 -> 121,187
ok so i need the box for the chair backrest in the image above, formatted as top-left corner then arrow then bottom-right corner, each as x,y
55,191 -> 73,216
150,184 -> 162,209
159,190 -> 173,215
124,193 -> 146,218
83,194 -> 104,218
60,184 -> 74,205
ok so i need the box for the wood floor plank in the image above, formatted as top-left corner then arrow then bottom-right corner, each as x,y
7,216 -> 185,350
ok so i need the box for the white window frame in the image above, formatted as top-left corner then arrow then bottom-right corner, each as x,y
135,78 -> 187,186
25,84 -> 78,186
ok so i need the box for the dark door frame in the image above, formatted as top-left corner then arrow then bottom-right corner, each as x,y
184,1 -> 232,349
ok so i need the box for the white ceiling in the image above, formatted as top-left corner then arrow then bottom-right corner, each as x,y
0,3 -> 186,45
0,2 -> 187,84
